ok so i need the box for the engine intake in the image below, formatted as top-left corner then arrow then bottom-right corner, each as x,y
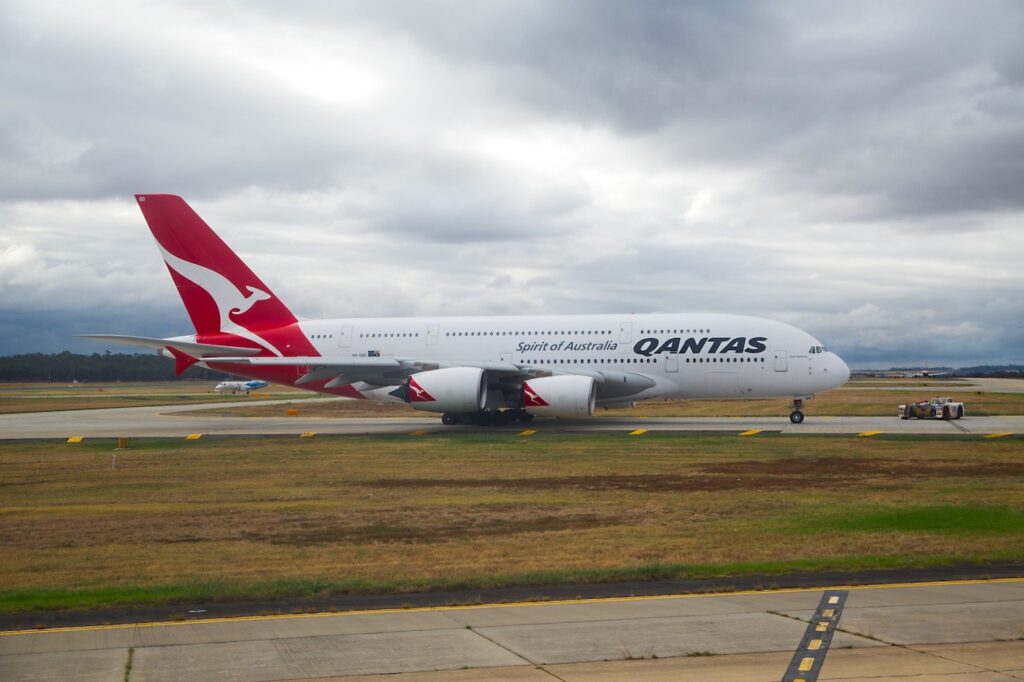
522,375 -> 596,418
393,367 -> 487,414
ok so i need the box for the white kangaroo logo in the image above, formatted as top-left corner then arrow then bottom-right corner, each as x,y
158,245 -> 282,356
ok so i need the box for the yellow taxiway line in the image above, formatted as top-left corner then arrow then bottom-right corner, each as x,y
2,577 -> 1020,638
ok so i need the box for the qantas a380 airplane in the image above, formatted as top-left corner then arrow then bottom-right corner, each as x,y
84,195 -> 850,425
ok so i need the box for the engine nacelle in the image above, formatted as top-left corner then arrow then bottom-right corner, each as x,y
400,367 -> 487,414
522,375 -> 596,418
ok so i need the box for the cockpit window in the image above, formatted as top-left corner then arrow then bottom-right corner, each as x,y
808,345 -> 827,354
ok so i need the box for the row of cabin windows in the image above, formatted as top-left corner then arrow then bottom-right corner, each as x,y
522,357 -> 766,366
446,330 -> 613,337
347,329 -> 738,340
359,333 -> 420,338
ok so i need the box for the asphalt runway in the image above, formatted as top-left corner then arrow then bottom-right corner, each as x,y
0,400 -> 1022,439
3,580 -> 1022,681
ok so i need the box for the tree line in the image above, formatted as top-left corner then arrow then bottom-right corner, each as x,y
0,352 -> 232,382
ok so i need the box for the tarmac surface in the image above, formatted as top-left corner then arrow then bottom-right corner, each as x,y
0,400 -> 1022,439
2,579 -> 1023,681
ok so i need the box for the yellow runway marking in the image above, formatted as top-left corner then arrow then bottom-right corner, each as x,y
67,436 -> 83,443
299,432 -> 316,438
808,639 -> 822,650
411,430 -> 428,436
3,577 -> 1020,638
738,429 -> 763,436
985,433 -> 1012,439
798,656 -> 814,671
628,429 -> 648,435
519,429 -> 536,436
186,433 -> 202,440
858,431 -> 883,437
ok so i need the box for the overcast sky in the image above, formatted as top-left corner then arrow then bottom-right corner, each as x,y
1,1 -> 1022,368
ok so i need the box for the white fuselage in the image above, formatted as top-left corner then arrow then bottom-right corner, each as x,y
278,312 -> 849,404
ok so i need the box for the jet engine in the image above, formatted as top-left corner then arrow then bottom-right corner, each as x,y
393,367 -> 487,413
522,375 -> 596,418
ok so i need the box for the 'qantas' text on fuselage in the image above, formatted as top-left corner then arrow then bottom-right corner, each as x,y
633,336 -> 768,356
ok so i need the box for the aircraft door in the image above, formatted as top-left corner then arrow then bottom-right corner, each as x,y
426,325 -> 438,345
774,349 -> 788,372
665,355 -> 678,373
339,326 -> 352,348
618,322 -> 632,343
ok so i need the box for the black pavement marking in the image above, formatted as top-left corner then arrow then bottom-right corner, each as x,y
782,589 -> 848,682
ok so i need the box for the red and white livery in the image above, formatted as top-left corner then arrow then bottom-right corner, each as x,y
84,195 -> 851,425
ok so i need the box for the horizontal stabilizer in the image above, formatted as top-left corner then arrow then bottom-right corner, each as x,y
78,334 -> 262,357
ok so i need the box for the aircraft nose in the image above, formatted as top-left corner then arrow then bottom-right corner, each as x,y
832,354 -> 850,386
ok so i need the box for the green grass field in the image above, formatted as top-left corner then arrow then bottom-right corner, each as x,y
1,432 -> 1021,613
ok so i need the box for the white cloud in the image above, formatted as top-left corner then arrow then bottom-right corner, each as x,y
0,0 -> 1022,367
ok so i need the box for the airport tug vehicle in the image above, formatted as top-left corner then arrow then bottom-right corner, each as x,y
898,396 -> 965,420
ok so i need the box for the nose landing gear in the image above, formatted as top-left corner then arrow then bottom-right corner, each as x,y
789,397 -> 806,424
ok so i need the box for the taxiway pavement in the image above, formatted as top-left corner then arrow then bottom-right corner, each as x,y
0,400 -> 1021,440
2,580 -> 1022,681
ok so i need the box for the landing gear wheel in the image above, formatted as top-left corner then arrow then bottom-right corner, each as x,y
441,413 -> 459,426
789,410 -> 804,424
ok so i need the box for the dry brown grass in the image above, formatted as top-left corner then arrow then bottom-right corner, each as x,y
1,434 -> 1022,597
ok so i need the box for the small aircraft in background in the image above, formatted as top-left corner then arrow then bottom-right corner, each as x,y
902,366 -> 954,378
215,379 -> 268,394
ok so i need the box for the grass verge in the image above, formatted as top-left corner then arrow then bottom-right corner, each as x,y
1,432 -> 1021,613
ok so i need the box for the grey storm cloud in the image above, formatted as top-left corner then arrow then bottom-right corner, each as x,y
0,0 -> 1022,367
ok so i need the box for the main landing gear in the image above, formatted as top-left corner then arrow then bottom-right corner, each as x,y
441,409 -> 534,426
789,397 -> 805,424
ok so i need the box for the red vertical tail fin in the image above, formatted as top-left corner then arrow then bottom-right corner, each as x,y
136,194 -> 315,357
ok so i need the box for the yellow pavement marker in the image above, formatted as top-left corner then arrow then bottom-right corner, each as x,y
186,433 -> 202,440
739,429 -> 763,436
519,429 -> 537,436
299,432 -> 316,438
67,436 -> 83,443
984,433 -> 1012,439
629,429 -> 648,436
857,431 -> 883,437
